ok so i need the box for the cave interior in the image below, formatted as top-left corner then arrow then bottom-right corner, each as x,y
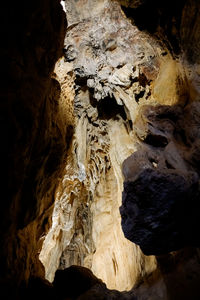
2,0 -> 200,299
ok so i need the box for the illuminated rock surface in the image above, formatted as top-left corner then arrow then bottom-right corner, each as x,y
2,0 -> 200,299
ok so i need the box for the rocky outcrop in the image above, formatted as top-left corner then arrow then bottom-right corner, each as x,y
119,0 -> 200,255
121,103 -> 200,255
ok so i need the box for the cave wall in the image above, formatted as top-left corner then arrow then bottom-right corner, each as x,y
117,0 -> 200,253
1,0 -> 67,295
39,0 -> 200,297
40,0 -> 159,290
2,0 -> 200,299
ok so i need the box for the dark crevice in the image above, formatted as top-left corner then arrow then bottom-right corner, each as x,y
121,4 -> 159,34
144,134 -> 168,147
135,90 -> 145,103
121,0 -> 187,54
129,120 -> 133,130
89,93 -> 127,121
146,91 -> 151,98
75,76 -> 88,87
138,73 -> 149,87
65,125 -> 74,149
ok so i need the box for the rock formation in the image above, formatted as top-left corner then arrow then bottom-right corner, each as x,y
3,0 -> 200,299
40,0 -> 160,290
2,0 -> 67,296
121,103 -> 200,255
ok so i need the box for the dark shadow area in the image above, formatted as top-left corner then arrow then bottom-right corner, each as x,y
89,93 -> 127,121
120,103 -> 200,255
157,247 -> 200,300
121,0 -> 187,54
19,266 -> 122,300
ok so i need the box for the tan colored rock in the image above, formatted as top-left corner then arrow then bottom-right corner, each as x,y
3,0 -> 200,299
39,0 -> 200,295
40,0 -> 159,290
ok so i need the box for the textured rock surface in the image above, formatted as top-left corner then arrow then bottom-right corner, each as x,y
1,0 -> 67,296
40,0 -> 159,290
119,0 -> 200,255
39,0 -> 200,296
3,0 -> 200,299
20,247 -> 200,300
121,103 -> 200,254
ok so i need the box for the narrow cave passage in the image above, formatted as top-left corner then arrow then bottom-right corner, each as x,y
39,0 -> 158,292
37,0 -> 200,299
3,0 -> 200,299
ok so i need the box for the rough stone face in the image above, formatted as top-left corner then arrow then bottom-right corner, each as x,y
39,0 -> 160,290
120,105 -> 200,255
1,0 -> 67,295
3,0 -> 200,299
119,0 -> 200,256
39,0 -> 200,296
20,248 -> 200,300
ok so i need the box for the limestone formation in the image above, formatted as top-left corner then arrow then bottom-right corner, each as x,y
40,0 -> 161,290
3,0 -> 200,299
